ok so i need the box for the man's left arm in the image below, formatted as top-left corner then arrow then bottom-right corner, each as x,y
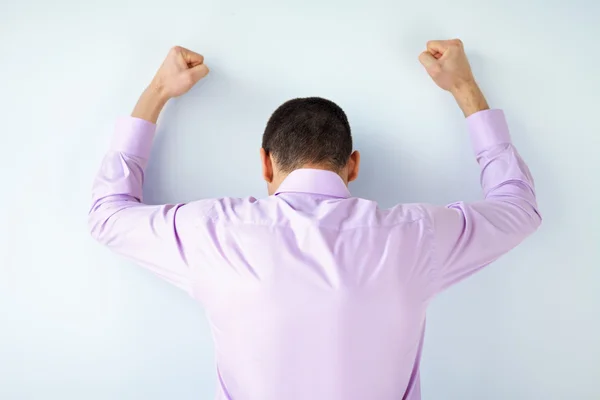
88,46 -> 210,294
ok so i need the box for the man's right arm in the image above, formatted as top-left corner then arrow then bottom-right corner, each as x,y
418,40 -> 542,295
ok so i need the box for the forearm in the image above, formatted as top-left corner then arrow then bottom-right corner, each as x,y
451,82 -> 489,118
132,86 -> 169,124
451,82 -> 534,206
89,117 -> 156,219
89,88 -> 164,232
467,109 -> 540,223
427,109 -> 541,293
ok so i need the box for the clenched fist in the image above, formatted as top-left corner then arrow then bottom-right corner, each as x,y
132,46 -> 209,123
419,39 -> 488,117
151,46 -> 210,99
419,39 -> 474,93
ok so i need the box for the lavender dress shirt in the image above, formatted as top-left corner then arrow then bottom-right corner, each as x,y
89,109 -> 541,399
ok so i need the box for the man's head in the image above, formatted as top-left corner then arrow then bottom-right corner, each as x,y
260,97 -> 360,194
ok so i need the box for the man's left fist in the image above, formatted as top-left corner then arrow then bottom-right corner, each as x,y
150,46 -> 209,99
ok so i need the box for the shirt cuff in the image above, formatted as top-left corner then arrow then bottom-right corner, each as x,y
110,117 -> 157,159
467,109 -> 512,155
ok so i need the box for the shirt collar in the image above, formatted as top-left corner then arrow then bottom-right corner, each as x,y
274,169 -> 351,198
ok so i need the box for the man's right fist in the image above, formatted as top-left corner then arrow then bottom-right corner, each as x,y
418,39 -> 475,93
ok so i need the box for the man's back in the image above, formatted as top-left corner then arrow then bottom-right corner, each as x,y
200,173 -> 433,399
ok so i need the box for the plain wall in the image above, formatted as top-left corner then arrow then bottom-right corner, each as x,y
2,0 -> 599,398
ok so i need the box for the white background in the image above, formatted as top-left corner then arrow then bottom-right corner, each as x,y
2,0 -> 599,399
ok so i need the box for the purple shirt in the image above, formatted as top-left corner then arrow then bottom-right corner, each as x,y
89,109 -> 541,399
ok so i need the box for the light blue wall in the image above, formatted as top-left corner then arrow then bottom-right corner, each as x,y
1,0 -> 599,398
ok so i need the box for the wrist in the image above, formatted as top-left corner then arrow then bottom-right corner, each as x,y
147,79 -> 171,104
451,81 -> 489,117
131,86 -> 169,124
449,78 -> 477,96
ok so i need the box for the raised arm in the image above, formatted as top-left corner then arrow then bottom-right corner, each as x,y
419,40 -> 542,294
88,47 -> 210,294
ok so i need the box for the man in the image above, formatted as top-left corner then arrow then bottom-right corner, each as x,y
89,40 -> 541,399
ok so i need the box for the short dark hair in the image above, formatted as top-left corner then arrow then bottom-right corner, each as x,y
262,97 -> 352,173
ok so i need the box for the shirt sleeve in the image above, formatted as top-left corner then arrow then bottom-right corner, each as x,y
88,117 -> 212,295
424,109 -> 542,295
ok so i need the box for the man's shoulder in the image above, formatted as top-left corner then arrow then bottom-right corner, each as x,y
183,195 -> 431,229
183,196 -> 261,222
355,198 -> 431,227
